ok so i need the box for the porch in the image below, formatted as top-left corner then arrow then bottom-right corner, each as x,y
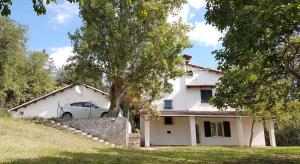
140,111 -> 276,147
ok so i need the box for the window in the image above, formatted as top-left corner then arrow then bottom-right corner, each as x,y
186,70 -> 193,76
204,121 -> 231,137
70,102 -> 84,107
164,117 -> 173,125
91,103 -> 99,108
164,100 -> 173,109
201,90 -> 213,103
82,102 -> 91,107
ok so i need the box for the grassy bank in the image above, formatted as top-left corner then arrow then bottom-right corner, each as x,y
0,118 -> 299,163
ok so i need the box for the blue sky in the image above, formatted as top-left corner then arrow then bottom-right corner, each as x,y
10,0 -> 223,69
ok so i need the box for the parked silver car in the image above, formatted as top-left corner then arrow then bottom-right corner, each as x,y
60,101 -> 108,119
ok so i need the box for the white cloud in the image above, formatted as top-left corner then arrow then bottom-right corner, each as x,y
168,0 -> 205,23
188,0 -> 206,9
188,22 -> 224,47
49,46 -> 75,68
47,2 -> 79,26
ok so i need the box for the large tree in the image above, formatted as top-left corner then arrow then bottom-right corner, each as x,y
206,0 -> 300,146
69,0 -> 190,117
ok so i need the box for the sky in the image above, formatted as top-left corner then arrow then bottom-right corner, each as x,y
10,0 -> 223,69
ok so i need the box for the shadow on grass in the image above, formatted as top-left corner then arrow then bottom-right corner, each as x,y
4,147 -> 300,164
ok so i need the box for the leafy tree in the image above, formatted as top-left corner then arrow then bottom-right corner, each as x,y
0,0 -> 79,16
276,109 -> 300,146
56,61 -> 108,92
206,0 -> 300,146
0,17 -> 27,105
69,0 -> 190,116
0,17 -> 57,108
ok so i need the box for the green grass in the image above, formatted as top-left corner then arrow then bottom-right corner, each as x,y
0,118 -> 299,164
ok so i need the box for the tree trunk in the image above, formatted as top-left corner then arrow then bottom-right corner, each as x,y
249,117 -> 256,147
107,83 -> 122,117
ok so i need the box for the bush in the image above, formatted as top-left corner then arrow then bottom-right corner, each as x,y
275,112 -> 300,146
0,108 -> 10,118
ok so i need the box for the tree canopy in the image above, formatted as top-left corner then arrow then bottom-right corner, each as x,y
206,0 -> 300,145
0,17 -> 57,108
69,0 -> 190,116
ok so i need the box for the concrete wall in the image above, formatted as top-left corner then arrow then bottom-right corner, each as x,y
11,85 -> 110,118
60,117 -> 127,146
141,116 -> 266,146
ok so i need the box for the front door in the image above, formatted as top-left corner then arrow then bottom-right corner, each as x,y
196,124 -> 200,144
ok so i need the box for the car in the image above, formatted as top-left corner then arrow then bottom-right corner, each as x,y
59,101 -> 108,119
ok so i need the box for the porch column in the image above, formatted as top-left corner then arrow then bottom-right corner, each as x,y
189,116 -> 197,146
144,116 -> 150,147
236,117 -> 244,146
267,120 -> 276,147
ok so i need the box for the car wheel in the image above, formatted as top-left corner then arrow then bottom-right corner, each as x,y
62,113 -> 73,120
101,112 -> 108,118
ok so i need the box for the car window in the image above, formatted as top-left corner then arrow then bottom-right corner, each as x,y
82,102 -> 91,107
70,102 -> 84,107
90,103 -> 99,108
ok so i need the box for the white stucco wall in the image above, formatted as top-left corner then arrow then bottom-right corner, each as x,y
141,116 -> 266,146
141,117 -> 191,146
155,66 -> 226,112
11,85 -> 110,118
241,118 -> 266,146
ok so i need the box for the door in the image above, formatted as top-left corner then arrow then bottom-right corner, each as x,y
90,102 -> 103,118
196,124 -> 200,144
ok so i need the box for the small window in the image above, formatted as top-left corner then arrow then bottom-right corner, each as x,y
164,100 -> 173,109
186,70 -> 193,76
164,117 -> 173,125
201,90 -> 213,103
20,111 -> 24,115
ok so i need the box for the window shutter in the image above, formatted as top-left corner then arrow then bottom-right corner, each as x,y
223,121 -> 231,137
204,121 -> 211,137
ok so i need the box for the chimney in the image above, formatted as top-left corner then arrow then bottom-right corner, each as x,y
182,54 -> 192,64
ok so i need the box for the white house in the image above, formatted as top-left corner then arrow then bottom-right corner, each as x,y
10,84 -> 110,118
140,55 -> 276,147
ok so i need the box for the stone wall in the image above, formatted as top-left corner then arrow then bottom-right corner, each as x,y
128,133 -> 141,148
59,117 -> 128,146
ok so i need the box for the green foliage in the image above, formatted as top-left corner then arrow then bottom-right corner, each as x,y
0,108 -> 9,118
0,17 -> 57,108
206,0 -> 300,121
0,0 -> 80,16
276,109 -> 300,146
69,0 -> 190,116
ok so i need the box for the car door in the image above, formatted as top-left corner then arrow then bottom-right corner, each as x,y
69,102 -> 83,118
90,103 -> 102,118
81,102 -> 93,118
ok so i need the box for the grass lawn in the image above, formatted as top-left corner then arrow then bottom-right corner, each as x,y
0,117 -> 299,164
